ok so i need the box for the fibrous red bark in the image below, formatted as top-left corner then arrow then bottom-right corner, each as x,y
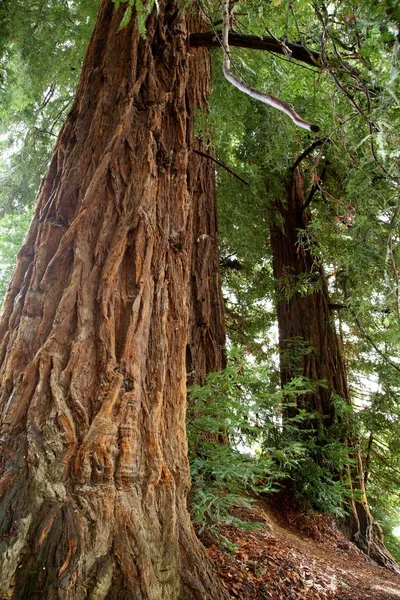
0,2 -> 228,597
186,145 -> 226,387
270,169 -> 348,423
270,169 -> 396,570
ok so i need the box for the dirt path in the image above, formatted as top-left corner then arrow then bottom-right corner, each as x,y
200,500 -> 400,599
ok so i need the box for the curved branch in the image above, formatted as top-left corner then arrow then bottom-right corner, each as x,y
291,138 -> 328,171
221,0 -> 320,133
299,183 -> 319,213
299,163 -> 328,213
352,311 -> 400,374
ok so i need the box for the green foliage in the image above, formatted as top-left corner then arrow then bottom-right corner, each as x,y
1,0 -> 400,560
0,210 -> 32,303
187,350 -> 280,530
113,0 -> 156,35
368,485 -> 400,563
358,387 -> 400,561
197,0 -> 400,555
188,350 -> 355,530
0,0 -> 98,213
286,438 -> 355,518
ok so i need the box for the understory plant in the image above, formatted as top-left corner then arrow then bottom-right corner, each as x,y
187,348 -> 355,532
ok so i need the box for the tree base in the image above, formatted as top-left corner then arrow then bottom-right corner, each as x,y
339,501 -> 400,573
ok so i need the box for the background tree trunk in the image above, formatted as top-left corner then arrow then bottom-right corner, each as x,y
0,2 -> 228,598
269,169 -> 396,569
186,143 -> 227,444
270,169 -> 348,424
186,146 -> 226,387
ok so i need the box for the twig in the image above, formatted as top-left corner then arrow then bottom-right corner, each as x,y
267,51 -> 319,74
265,27 -> 292,58
290,2 -> 321,68
193,149 -> 249,185
34,127 -> 57,138
35,84 -> 55,113
352,311 -> 400,373
48,99 -> 73,135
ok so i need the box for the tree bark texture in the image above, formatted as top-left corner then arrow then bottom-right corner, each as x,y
186,142 -> 227,444
0,1 -> 228,598
186,146 -> 226,388
269,169 -> 397,570
270,169 -> 349,423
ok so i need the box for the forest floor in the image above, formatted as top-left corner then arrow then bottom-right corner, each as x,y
198,495 -> 400,599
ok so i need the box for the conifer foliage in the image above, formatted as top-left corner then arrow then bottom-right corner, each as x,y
0,0 -> 400,594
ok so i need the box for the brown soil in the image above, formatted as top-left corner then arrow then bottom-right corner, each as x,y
198,498 -> 400,599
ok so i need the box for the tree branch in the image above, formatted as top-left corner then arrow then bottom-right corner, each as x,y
329,303 -> 350,310
329,303 -> 391,315
220,256 -> 243,270
221,1 -> 319,132
298,163 -> 328,213
291,138 -> 327,171
189,32 -> 321,67
193,149 -> 249,185
299,184 -> 318,213
352,311 -> 400,374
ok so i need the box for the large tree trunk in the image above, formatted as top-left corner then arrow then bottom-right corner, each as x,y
270,169 -> 396,570
0,2 -> 229,598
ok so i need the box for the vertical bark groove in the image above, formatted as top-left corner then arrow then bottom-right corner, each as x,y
0,2 -> 228,598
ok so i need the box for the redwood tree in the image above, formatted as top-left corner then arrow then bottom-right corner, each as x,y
270,168 -> 395,568
0,1 -> 228,597
270,169 -> 348,423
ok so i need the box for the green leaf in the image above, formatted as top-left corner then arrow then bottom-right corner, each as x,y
118,6 -> 132,31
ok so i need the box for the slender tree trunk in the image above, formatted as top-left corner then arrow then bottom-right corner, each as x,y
270,169 -> 396,569
270,170 -> 348,423
186,145 -> 226,387
0,2 -> 229,598
186,143 -> 228,445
